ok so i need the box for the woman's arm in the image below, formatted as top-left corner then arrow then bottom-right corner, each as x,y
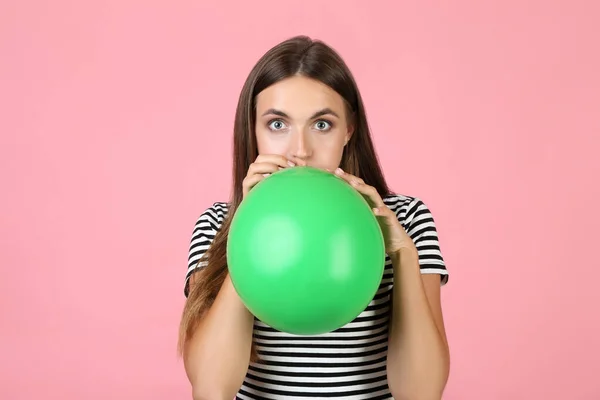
386,249 -> 450,400
331,168 -> 450,400
183,273 -> 255,400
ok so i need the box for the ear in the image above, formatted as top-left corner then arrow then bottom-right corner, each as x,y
344,123 -> 354,145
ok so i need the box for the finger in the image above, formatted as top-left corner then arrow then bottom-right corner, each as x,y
334,168 -> 365,186
247,162 -> 283,176
242,174 -> 265,196
355,182 -> 386,208
255,154 -> 302,169
287,155 -> 307,166
335,168 -> 384,207
372,205 -> 394,218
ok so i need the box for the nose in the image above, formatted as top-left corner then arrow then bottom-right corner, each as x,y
289,131 -> 312,161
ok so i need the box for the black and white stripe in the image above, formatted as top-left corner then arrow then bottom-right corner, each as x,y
184,194 -> 448,399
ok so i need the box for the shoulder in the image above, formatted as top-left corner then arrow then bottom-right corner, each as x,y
385,193 -> 448,284
383,193 -> 442,238
382,193 -> 434,226
383,193 -> 415,214
192,201 -> 230,233
185,202 -> 229,296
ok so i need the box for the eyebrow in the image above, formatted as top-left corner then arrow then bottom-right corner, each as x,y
261,108 -> 340,119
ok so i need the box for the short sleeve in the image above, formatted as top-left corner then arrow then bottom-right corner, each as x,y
184,202 -> 229,297
402,197 -> 449,285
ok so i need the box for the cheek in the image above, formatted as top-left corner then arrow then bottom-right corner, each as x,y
256,129 -> 289,156
310,135 -> 346,169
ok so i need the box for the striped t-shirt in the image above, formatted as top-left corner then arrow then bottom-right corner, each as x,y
184,194 -> 449,399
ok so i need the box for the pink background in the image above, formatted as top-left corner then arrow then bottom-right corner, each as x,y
1,1 -> 599,399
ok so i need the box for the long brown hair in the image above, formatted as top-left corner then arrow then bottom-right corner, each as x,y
178,35 -> 392,362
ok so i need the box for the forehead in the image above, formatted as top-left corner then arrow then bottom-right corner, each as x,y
255,75 -> 346,117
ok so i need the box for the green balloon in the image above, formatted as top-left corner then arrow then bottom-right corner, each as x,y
227,166 -> 385,335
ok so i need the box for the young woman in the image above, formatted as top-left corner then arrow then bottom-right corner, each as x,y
178,35 -> 450,400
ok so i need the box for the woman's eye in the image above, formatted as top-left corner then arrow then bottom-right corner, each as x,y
268,120 -> 286,131
314,120 -> 332,131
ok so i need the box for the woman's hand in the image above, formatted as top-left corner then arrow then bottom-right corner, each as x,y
334,168 -> 418,258
243,155 -> 306,198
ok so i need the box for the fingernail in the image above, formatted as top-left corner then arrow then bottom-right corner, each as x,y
262,173 -> 270,177
335,168 -> 344,175
287,160 -> 295,167
373,207 -> 379,214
